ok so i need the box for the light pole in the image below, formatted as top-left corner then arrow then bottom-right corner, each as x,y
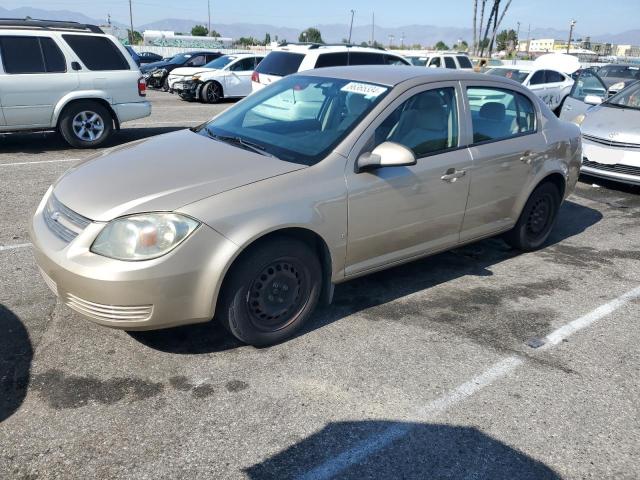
348,10 -> 355,44
514,21 -> 520,64
208,0 -> 211,37
567,20 -> 576,54
128,0 -> 135,45
388,34 -> 394,48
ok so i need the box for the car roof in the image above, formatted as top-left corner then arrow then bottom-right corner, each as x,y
298,65 -> 504,87
488,65 -> 535,72
223,53 -> 263,58
274,44 -> 401,56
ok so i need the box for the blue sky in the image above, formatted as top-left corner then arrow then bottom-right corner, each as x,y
6,0 -> 639,34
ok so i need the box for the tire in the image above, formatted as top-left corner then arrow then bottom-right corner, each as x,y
217,237 -> 322,347
504,182 -> 561,251
58,101 -> 113,149
161,77 -> 170,92
202,81 -> 223,104
554,96 -> 568,117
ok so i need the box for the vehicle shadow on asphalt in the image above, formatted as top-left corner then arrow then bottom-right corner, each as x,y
0,304 -> 33,423
0,126 -> 187,154
243,421 -> 561,479
130,200 -> 602,354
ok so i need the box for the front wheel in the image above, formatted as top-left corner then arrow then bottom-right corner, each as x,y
217,237 -> 322,347
202,81 -> 223,104
504,182 -> 561,251
58,101 -> 113,148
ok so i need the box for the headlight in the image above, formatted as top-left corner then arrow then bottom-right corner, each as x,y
91,213 -> 200,261
572,114 -> 586,126
152,69 -> 167,77
609,81 -> 625,93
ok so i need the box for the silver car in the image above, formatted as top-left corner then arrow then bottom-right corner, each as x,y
573,80 -> 640,186
30,66 -> 582,346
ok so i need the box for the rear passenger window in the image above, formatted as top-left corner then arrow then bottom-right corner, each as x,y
429,57 -> 441,68
315,53 -> 349,68
529,70 -> 545,85
384,55 -> 408,65
62,35 -> 129,71
467,87 -> 536,144
0,36 -> 66,74
444,57 -> 456,69
456,56 -> 473,68
0,36 -> 45,73
374,87 -> 458,157
348,52 -> 384,65
545,70 -> 565,83
41,37 -> 66,73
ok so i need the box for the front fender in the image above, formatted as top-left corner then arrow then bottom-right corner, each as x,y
52,91 -> 114,126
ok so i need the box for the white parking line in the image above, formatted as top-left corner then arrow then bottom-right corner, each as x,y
298,285 -> 640,480
0,242 -> 31,252
0,158 -> 80,167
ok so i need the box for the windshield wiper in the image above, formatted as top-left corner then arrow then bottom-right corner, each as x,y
205,129 -> 275,157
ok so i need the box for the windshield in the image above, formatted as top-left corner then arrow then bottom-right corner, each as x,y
196,75 -> 389,165
486,68 -> 529,84
599,65 -> 640,79
606,81 -> 640,109
169,53 -> 193,65
408,57 -> 428,66
204,55 -> 236,69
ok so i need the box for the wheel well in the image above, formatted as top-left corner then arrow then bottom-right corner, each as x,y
540,173 -> 566,199
221,228 -> 333,306
204,80 -> 224,96
58,98 -> 119,130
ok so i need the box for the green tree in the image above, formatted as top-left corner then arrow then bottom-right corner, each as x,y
237,36 -> 258,46
127,30 -> 143,45
210,29 -> 221,38
360,41 -> 369,47
411,43 -> 422,50
453,40 -> 469,51
264,32 -> 271,45
434,41 -> 449,50
191,25 -> 208,36
299,27 -> 324,44
371,40 -> 385,49
496,29 -> 518,52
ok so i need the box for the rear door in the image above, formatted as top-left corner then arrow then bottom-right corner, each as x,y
526,70 -> 547,105
224,57 -> 258,97
461,83 -> 545,241
0,35 -> 76,128
543,69 -> 568,110
560,69 -> 607,121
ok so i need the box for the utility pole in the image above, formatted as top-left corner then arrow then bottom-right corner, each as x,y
526,23 -> 531,56
400,32 -> 405,49
567,19 -> 576,53
208,0 -> 212,37
513,21 -> 520,64
370,12 -> 374,46
128,0 -> 135,45
388,34 -> 394,48
348,10 -> 355,44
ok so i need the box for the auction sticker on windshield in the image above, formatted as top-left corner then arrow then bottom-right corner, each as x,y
341,82 -> 388,97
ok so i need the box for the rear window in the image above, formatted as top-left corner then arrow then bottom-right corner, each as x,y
315,52 -> 348,68
348,52 -> 385,66
0,36 -> 66,74
444,57 -> 456,69
62,34 -> 130,71
256,51 -> 305,77
456,56 -> 473,68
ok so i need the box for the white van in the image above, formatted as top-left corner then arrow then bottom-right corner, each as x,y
252,44 -> 410,92
0,19 -> 151,148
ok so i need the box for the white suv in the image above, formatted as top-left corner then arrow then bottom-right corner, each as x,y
0,19 -> 151,148
406,53 -> 474,70
252,44 -> 410,91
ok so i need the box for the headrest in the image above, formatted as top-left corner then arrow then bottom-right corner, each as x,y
480,102 -> 506,121
346,93 -> 369,115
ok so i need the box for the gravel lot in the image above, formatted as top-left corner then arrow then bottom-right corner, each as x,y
1,90 -> 639,479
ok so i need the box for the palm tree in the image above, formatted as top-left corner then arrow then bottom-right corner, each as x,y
488,0 -> 513,54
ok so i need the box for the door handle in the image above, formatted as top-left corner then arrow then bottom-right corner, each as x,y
441,168 -> 466,183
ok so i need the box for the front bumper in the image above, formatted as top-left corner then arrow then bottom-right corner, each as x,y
176,80 -> 201,100
29,191 -> 238,330
581,138 -> 640,186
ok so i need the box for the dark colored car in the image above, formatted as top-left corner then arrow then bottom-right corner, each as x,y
124,45 -> 141,67
138,51 -> 163,64
597,64 -> 640,96
141,51 -> 222,90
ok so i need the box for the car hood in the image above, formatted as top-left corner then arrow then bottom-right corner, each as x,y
582,105 -> 640,144
169,67 -> 218,77
53,129 -> 307,222
141,60 -> 173,73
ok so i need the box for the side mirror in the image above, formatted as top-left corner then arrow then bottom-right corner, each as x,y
584,94 -> 603,106
356,142 -> 416,173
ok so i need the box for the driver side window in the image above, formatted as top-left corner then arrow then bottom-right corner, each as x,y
373,87 -> 458,157
186,55 -> 205,67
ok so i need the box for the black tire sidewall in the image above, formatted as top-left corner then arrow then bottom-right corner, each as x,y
218,238 -> 322,347
203,82 -> 222,104
59,101 -> 113,148
507,182 -> 561,251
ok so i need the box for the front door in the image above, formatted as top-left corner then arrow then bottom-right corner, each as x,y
345,83 -> 472,275
560,69 -> 607,121
461,84 -> 546,241
225,57 -> 258,97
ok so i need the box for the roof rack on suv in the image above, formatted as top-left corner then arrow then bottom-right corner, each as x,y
279,41 -> 387,51
0,18 -> 104,34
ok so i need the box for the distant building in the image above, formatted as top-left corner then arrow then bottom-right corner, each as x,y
615,44 -> 640,58
142,30 -> 233,48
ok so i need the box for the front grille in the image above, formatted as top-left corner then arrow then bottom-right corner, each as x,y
44,194 -> 91,243
583,134 -> 640,150
66,293 -> 153,322
582,158 -> 640,177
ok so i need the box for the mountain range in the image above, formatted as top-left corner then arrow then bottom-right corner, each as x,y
1,6 -> 639,46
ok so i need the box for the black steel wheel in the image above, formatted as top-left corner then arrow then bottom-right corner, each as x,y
504,182 -> 561,251
217,237 -> 322,346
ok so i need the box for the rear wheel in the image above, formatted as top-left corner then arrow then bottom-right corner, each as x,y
161,77 -> 170,92
217,237 -> 322,346
202,81 -> 223,104
58,101 -> 113,148
504,182 -> 561,251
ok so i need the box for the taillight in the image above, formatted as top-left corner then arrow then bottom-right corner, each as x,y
251,71 -> 260,83
138,77 -> 147,96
